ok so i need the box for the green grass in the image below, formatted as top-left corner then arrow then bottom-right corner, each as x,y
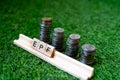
0,0 -> 120,80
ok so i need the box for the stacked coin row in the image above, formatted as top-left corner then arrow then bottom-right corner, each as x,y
39,18 -> 52,43
39,17 -> 96,66
65,34 -> 80,58
52,28 -> 64,51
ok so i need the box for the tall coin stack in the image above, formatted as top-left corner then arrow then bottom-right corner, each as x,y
65,34 -> 80,58
40,18 -> 52,43
80,44 -> 96,66
52,28 -> 64,51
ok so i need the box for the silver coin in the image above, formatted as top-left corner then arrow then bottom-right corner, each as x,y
80,44 -> 96,66
52,27 -> 64,51
39,18 -> 52,44
82,44 -> 96,52
54,28 -> 64,34
65,34 -> 80,58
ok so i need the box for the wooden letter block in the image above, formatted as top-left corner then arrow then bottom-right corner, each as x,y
45,45 -> 55,57
32,38 -> 39,49
37,40 -> 47,54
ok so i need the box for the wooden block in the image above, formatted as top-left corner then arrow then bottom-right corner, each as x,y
45,44 -> 55,57
14,34 -> 94,80
37,40 -> 47,54
32,38 -> 39,49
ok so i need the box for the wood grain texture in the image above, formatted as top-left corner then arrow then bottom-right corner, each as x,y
14,34 -> 94,80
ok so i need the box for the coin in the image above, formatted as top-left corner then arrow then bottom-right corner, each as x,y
39,17 -> 52,43
65,34 -> 80,58
80,44 -> 96,66
52,28 -> 64,51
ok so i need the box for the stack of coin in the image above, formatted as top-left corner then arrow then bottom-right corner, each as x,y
39,18 -> 52,43
65,34 -> 80,58
80,44 -> 96,66
52,28 -> 64,51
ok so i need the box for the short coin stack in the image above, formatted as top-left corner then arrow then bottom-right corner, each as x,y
40,18 -> 52,43
80,44 -> 96,66
65,34 -> 80,58
52,28 -> 64,51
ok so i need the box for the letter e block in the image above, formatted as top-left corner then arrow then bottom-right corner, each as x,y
32,38 -> 39,49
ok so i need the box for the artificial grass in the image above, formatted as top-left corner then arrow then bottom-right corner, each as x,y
0,0 -> 120,80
